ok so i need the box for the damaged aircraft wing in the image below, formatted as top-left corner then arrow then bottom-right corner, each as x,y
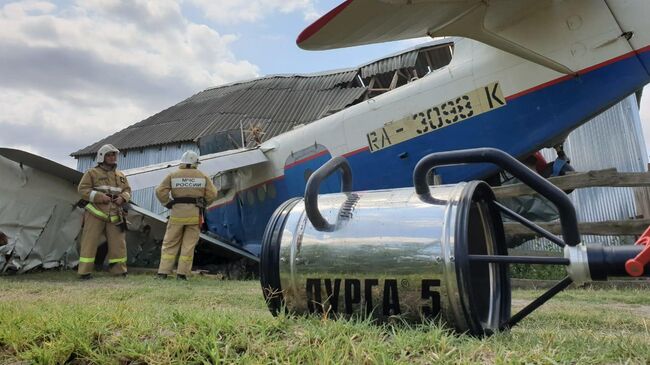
123,147 -> 268,191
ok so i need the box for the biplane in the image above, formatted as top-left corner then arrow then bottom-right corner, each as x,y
118,0 -> 650,256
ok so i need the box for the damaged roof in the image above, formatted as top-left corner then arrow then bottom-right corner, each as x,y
72,39 -> 453,157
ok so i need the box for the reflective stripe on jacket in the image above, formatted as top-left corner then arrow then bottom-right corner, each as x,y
85,203 -> 121,223
78,165 -> 131,217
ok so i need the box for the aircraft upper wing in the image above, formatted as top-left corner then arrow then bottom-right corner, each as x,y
123,148 -> 268,191
297,0 -> 482,50
297,0 -> 574,75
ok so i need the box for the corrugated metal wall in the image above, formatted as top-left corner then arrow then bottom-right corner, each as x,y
75,143 -> 199,214
76,143 -> 199,172
519,94 -> 648,251
132,186 -> 166,215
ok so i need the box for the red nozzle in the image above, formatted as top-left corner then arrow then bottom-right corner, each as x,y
625,226 -> 650,277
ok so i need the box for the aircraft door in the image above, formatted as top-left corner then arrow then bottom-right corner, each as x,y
284,144 -> 340,197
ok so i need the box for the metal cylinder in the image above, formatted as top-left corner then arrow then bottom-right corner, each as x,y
260,181 -> 511,336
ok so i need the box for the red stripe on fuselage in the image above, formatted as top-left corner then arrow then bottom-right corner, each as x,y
506,46 -> 648,101
342,146 -> 369,158
284,149 -> 329,169
637,44 -> 650,54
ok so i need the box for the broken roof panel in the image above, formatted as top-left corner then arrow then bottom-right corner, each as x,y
360,41 -> 454,80
360,50 -> 419,79
71,40 -> 453,157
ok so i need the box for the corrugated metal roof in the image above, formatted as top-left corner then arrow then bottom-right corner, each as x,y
359,41 -> 453,80
72,41 -> 453,157
360,50 -> 419,79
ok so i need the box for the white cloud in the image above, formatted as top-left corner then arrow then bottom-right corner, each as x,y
187,0 -> 320,24
2,0 -> 56,17
0,0 -> 260,167
0,88 -> 153,168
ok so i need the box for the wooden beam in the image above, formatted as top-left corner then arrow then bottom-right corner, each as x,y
389,70 -> 399,90
365,76 -> 377,100
504,218 -> 650,237
368,76 -> 376,89
494,168 -> 650,198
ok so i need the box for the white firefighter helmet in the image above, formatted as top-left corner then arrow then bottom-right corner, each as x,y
95,144 -> 120,164
180,150 -> 200,166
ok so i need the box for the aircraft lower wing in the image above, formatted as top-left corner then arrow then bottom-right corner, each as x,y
123,148 -> 268,191
297,0 -> 579,75
128,205 -> 259,262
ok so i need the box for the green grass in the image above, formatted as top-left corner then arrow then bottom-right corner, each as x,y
1,272 -> 649,364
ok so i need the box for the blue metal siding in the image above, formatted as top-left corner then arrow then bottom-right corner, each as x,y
132,186 -> 167,215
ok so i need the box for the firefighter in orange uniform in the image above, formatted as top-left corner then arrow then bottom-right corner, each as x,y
155,151 -> 218,280
77,144 -> 131,279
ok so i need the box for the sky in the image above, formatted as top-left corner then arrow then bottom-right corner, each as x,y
0,0 -> 649,169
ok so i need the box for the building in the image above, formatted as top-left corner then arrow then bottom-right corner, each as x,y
71,41 -> 454,172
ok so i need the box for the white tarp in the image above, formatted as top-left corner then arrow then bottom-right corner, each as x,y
0,154 -> 83,272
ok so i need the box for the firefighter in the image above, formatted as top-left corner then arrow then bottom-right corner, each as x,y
77,144 -> 131,279
155,151 -> 218,280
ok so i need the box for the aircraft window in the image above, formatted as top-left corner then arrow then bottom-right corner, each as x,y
237,195 -> 244,207
268,184 -> 277,199
246,191 -> 255,206
257,186 -> 266,202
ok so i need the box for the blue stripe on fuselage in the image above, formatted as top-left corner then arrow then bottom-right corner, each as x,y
638,46 -> 650,77
206,51 -> 650,255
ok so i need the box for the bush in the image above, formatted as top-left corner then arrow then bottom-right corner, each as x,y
509,263 -> 565,280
